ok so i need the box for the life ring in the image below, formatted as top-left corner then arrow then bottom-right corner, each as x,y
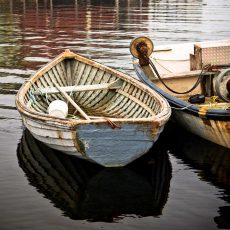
215,68 -> 230,102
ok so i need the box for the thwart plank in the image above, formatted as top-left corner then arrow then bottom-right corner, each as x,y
33,79 -> 123,95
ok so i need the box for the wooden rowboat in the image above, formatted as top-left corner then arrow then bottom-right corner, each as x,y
15,49 -> 171,167
130,37 -> 230,149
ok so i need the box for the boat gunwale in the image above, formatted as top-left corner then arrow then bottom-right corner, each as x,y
16,50 -> 171,126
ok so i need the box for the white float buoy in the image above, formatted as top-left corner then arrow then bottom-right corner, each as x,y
48,100 -> 68,118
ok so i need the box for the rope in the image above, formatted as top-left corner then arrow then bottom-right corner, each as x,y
170,104 -> 193,110
103,118 -> 121,129
35,87 -> 50,105
26,79 -> 51,106
153,57 -> 189,62
148,56 -> 211,95
152,58 -> 172,73
28,89 -> 37,104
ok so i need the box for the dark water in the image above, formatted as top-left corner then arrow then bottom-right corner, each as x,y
0,0 -> 230,229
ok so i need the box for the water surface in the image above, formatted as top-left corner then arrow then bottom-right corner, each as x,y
0,0 -> 229,229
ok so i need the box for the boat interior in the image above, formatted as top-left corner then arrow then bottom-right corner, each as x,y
23,55 -> 166,120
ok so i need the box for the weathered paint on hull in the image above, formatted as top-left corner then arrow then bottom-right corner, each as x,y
22,115 -> 164,167
173,110 -> 230,149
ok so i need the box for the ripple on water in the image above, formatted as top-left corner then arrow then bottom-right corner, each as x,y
0,0 -> 229,229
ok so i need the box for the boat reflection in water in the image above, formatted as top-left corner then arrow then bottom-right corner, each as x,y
17,129 -> 172,222
166,123 -> 230,229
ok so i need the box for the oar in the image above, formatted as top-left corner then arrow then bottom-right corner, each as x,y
53,81 -> 91,121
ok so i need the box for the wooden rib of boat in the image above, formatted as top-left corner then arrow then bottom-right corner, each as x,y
15,49 -> 171,167
130,37 -> 230,149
